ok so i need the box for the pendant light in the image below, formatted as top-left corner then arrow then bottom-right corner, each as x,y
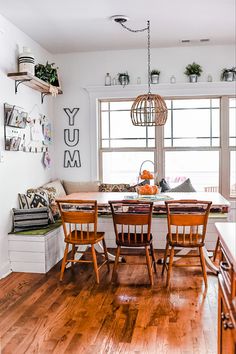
112,16 -> 168,126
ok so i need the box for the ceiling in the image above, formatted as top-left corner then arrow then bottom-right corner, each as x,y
0,0 -> 235,54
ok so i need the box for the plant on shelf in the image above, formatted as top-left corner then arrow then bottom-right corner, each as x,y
35,62 -> 60,87
150,69 -> 160,84
184,62 -> 202,83
221,67 -> 236,82
118,72 -> 130,87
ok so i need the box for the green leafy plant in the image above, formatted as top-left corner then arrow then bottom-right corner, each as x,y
118,72 -> 130,86
151,69 -> 160,75
35,62 -> 59,86
221,67 -> 236,81
184,62 -> 202,76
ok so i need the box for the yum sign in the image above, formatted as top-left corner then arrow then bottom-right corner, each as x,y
63,108 -> 81,168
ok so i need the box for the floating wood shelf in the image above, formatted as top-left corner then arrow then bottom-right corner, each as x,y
7,72 -> 63,103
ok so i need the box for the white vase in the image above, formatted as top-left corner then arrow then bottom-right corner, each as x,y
18,47 -> 35,75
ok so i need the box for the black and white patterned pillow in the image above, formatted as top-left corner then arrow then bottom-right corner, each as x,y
19,190 -> 49,209
18,191 -> 55,223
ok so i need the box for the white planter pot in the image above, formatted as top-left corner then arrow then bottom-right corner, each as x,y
223,72 -> 234,82
189,74 -> 198,83
151,74 -> 159,84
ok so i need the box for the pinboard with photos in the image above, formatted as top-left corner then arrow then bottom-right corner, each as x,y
4,103 -> 51,153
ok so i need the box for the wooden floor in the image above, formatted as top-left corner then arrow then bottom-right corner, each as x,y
0,250 -> 218,354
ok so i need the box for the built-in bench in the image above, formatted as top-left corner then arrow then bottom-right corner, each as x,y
8,221 -> 64,273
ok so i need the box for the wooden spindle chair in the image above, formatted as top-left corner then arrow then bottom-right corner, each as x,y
109,200 -> 156,286
162,200 -> 212,288
57,199 -> 110,283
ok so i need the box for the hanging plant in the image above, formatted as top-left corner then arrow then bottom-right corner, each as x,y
35,62 -> 60,87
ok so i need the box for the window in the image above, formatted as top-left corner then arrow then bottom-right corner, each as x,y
99,96 -> 235,198
164,98 -> 220,191
164,99 -> 220,147
99,100 -> 155,184
229,98 -> 236,197
100,101 -> 155,148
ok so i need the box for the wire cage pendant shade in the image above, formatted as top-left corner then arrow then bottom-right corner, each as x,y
131,93 -> 168,126
113,17 -> 168,127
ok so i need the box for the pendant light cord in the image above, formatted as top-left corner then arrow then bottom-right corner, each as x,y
147,21 -> 151,94
118,20 -> 151,94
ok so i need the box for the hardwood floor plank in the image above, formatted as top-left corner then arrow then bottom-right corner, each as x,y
0,251 -> 218,354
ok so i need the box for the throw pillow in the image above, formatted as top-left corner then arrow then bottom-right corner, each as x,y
27,187 -> 59,220
63,180 -> 100,194
99,183 -> 131,192
128,180 -> 150,192
159,178 -> 171,193
168,178 -> 196,192
42,179 -> 66,198
18,191 -> 55,223
19,190 -> 49,209
12,207 -> 50,232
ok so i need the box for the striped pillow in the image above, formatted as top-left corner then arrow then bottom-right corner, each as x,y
12,207 -> 50,232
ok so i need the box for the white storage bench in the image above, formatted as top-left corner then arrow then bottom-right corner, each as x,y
8,222 -> 64,273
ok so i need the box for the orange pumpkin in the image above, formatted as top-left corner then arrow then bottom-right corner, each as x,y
137,184 -> 158,195
140,169 -> 154,180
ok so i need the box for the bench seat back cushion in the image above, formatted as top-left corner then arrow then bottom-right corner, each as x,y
63,180 -> 100,194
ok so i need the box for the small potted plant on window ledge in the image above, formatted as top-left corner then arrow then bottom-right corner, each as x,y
221,67 -> 236,82
150,69 -> 160,84
184,62 -> 202,83
118,72 -> 130,87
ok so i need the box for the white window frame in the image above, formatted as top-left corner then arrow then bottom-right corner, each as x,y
85,82 -> 235,200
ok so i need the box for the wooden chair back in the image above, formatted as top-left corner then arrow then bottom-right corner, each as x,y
56,199 -> 98,243
165,199 -> 212,246
109,200 -> 153,245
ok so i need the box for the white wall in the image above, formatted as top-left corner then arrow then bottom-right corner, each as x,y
0,14 -> 55,277
54,45 -> 235,182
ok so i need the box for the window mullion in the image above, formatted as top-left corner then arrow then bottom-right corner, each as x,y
221,96 -> 230,198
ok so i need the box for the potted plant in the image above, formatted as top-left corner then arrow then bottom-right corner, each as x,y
184,62 -> 202,83
35,61 -> 60,87
221,67 -> 236,82
118,72 -> 130,87
151,69 -> 160,84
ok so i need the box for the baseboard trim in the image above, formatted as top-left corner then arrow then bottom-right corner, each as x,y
0,261 -> 12,279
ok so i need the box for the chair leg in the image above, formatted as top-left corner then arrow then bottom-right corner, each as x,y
199,246 -> 208,287
102,238 -> 110,272
213,237 -> 220,262
91,244 -> 99,284
145,246 -> 154,286
112,246 -> 120,282
166,246 -> 174,288
162,241 -> 169,276
71,244 -> 76,271
60,243 -> 69,281
150,242 -> 157,273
